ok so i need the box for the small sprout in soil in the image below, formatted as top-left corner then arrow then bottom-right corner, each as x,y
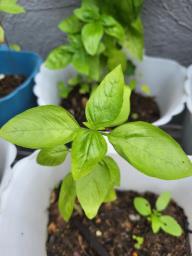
141,84 -> 151,95
134,192 -> 183,237
132,235 -> 144,250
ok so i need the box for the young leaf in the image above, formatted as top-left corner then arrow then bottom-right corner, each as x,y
45,45 -> 72,69
134,197 -> 151,216
85,65 -> 125,129
0,25 -> 4,43
59,15 -> 81,34
0,0 -> 25,14
76,158 -> 114,219
71,129 -> 107,180
82,22 -> 104,56
109,122 -> 192,180
74,4 -> 100,22
160,215 -> 183,237
151,214 -> 161,233
37,145 -> 68,166
156,192 -> 171,212
0,105 -> 79,149
59,173 -> 76,221
102,15 -> 125,41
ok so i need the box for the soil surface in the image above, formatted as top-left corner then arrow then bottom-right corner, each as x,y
0,74 -> 26,98
47,190 -> 191,256
60,87 -> 160,125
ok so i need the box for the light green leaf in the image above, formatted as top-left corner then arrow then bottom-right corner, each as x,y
71,129 -> 107,180
74,4 -> 100,22
88,54 -> 100,81
45,45 -> 72,70
37,145 -> 68,166
59,173 -> 76,221
0,105 -> 79,149
0,0 -> 25,14
107,49 -> 127,72
134,197 -> 151,216
85,65 -> 125,129
102,15 -> 125,41
76,158 -> 115,219
0,25 -> 4,43
160,215 -> 183,237
9,43 -> 21,51
82,22 -> 104,56
59,15 -> 81,34
72,50 -> 89,75
151,214 -> 161,233
156,192 -> 171,212
109,122 -> 192,180
104,189 -> 116,203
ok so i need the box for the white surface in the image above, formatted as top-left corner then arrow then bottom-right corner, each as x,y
0,148 -> 191,256
185,65 -> 192,113
34,56 -> 186,126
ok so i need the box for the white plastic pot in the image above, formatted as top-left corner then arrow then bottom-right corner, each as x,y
0,138 -> 16,193
34,56 -> 186,126
0,149 -> 191,256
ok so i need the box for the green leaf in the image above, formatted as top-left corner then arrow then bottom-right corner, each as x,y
0,25 -> 4,43
59,15 -> 81,34
102,15 -> 125,41
45,45 -> 72,70
58,81 -> 72,99
37,145 -> 68,166
104,189 -> 116,203
160,215 -> 183,237
156,192 -> 171,212
71,129 -> 107,180
0,105 -> 79,149
151,214 -> 161,233
85,65 -> 125,129
109,122 -> 192,180
76,158 -> 117,219
59,173 -> 76,221
107,49 -> 127,72
9,43 -> 21,51
74,4 -> 100,22
72,50 -> 90,75
82,22 -> 104,56
134,197 -> 151,216
0,0 -> 25,14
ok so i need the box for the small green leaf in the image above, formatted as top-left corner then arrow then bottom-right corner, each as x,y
58,81 -> 72,99
160,215 -> 183,237
156,192 -> 171,212
72,50 -> 89,75
45,45 -> 72,70
0,25 -> 4,43
9,43 -> 21,51
141,84 -> 151,95
82,22 -> 104,56
134,197 -> 151,216
102,15 -> 125,41
76,158 -> 116,219
37,145 -> 68,166
85,65 -> 125,129
0,105 -> 79,149
59,15 -> 81,34
133,235 -> 144,249
74,4 -> 100,22
0,0 -> 25,14
107,49 -> 127,72
59,173 -> 76,221
71,129 -> 107,180
151,214 -> 161,233
103,156 -> 121,187
109,122 -> 192,180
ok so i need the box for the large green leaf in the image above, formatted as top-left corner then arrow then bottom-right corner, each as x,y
85,65 -> 125,129
71,129 -> 107,180
76,157 -> 119,219
37,145 -> 68,166
109,122 -> 192,180
0,0 -> 25,14
58,15 -> 81,34
45,45 -> 72,70
59,174 -> 76,221
0,105 -> 79,149
0,25 -> 4,43
82,22 -> 104,56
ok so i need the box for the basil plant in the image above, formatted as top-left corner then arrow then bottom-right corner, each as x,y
0,0 -> 25,43
45,0 -> 144,98
1,66 -> 192,221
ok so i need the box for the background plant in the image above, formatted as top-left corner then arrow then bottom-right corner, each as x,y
0,66 -> 191,221
134,192 -> 183,237
45,0 -> 144,98
0,0 -> 25,44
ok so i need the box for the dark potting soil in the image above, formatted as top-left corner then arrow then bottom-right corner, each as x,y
0,74 -> 26,98
46,190 -> 191,256
60,87 -> 160,125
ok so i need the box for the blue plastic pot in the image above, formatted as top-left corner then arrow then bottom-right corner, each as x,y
0,45 -> 42,126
